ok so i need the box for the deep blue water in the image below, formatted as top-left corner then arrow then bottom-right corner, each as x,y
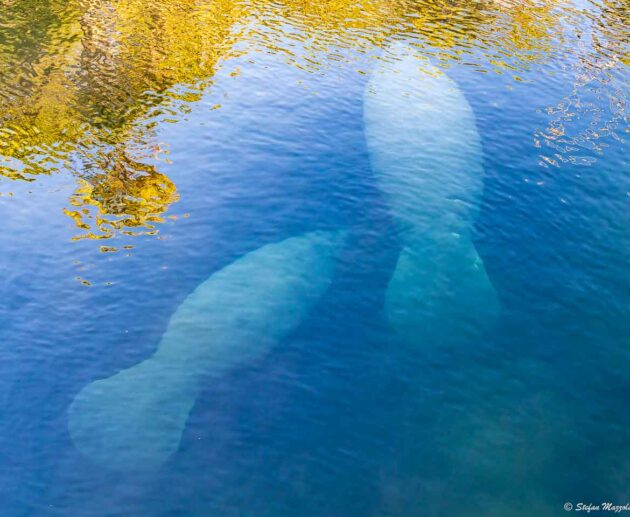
0,9 -> 628,516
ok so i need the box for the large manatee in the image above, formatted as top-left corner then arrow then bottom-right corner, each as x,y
363,43 -> 499,345
68,231 -> 345,471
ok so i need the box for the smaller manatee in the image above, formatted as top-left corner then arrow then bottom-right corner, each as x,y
69,230 -> 346,471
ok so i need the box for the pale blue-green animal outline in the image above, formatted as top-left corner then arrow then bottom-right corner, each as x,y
68,41 -> 498,471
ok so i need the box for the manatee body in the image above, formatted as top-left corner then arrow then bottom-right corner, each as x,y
68,231 -> 345,471
363,43 -> 499,345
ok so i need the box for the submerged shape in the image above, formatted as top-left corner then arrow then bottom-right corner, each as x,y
363,42 -> 499,345
68,230 -> 345,470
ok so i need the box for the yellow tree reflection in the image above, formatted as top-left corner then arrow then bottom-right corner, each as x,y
0,0 -> 620,242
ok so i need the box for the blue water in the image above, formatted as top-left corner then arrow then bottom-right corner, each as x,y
0,10 -> 628,516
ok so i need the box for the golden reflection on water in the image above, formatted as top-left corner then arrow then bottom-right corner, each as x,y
63,149 -> 179,240
535,0 -> 628,168
0,0 -> 626,242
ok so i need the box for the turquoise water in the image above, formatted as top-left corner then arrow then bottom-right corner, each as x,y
0,0 -> 628,514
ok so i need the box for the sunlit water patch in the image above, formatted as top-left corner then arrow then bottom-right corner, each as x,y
0,0 -> 627,514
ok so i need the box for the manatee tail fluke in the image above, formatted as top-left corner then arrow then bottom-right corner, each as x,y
68,359 -> 195,471
385,236 -> 499,347
68,230 -> 346,471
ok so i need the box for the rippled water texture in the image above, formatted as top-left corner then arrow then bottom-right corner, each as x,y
0,0 -> 628,514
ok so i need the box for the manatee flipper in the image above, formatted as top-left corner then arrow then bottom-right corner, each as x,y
363,43 -> 498,344
69,231 -> 345,471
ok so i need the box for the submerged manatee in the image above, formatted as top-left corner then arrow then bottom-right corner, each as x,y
363,43 -> 499,345
69,231 -> 345,471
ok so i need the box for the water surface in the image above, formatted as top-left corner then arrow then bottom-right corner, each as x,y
0,0 -> 628,514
